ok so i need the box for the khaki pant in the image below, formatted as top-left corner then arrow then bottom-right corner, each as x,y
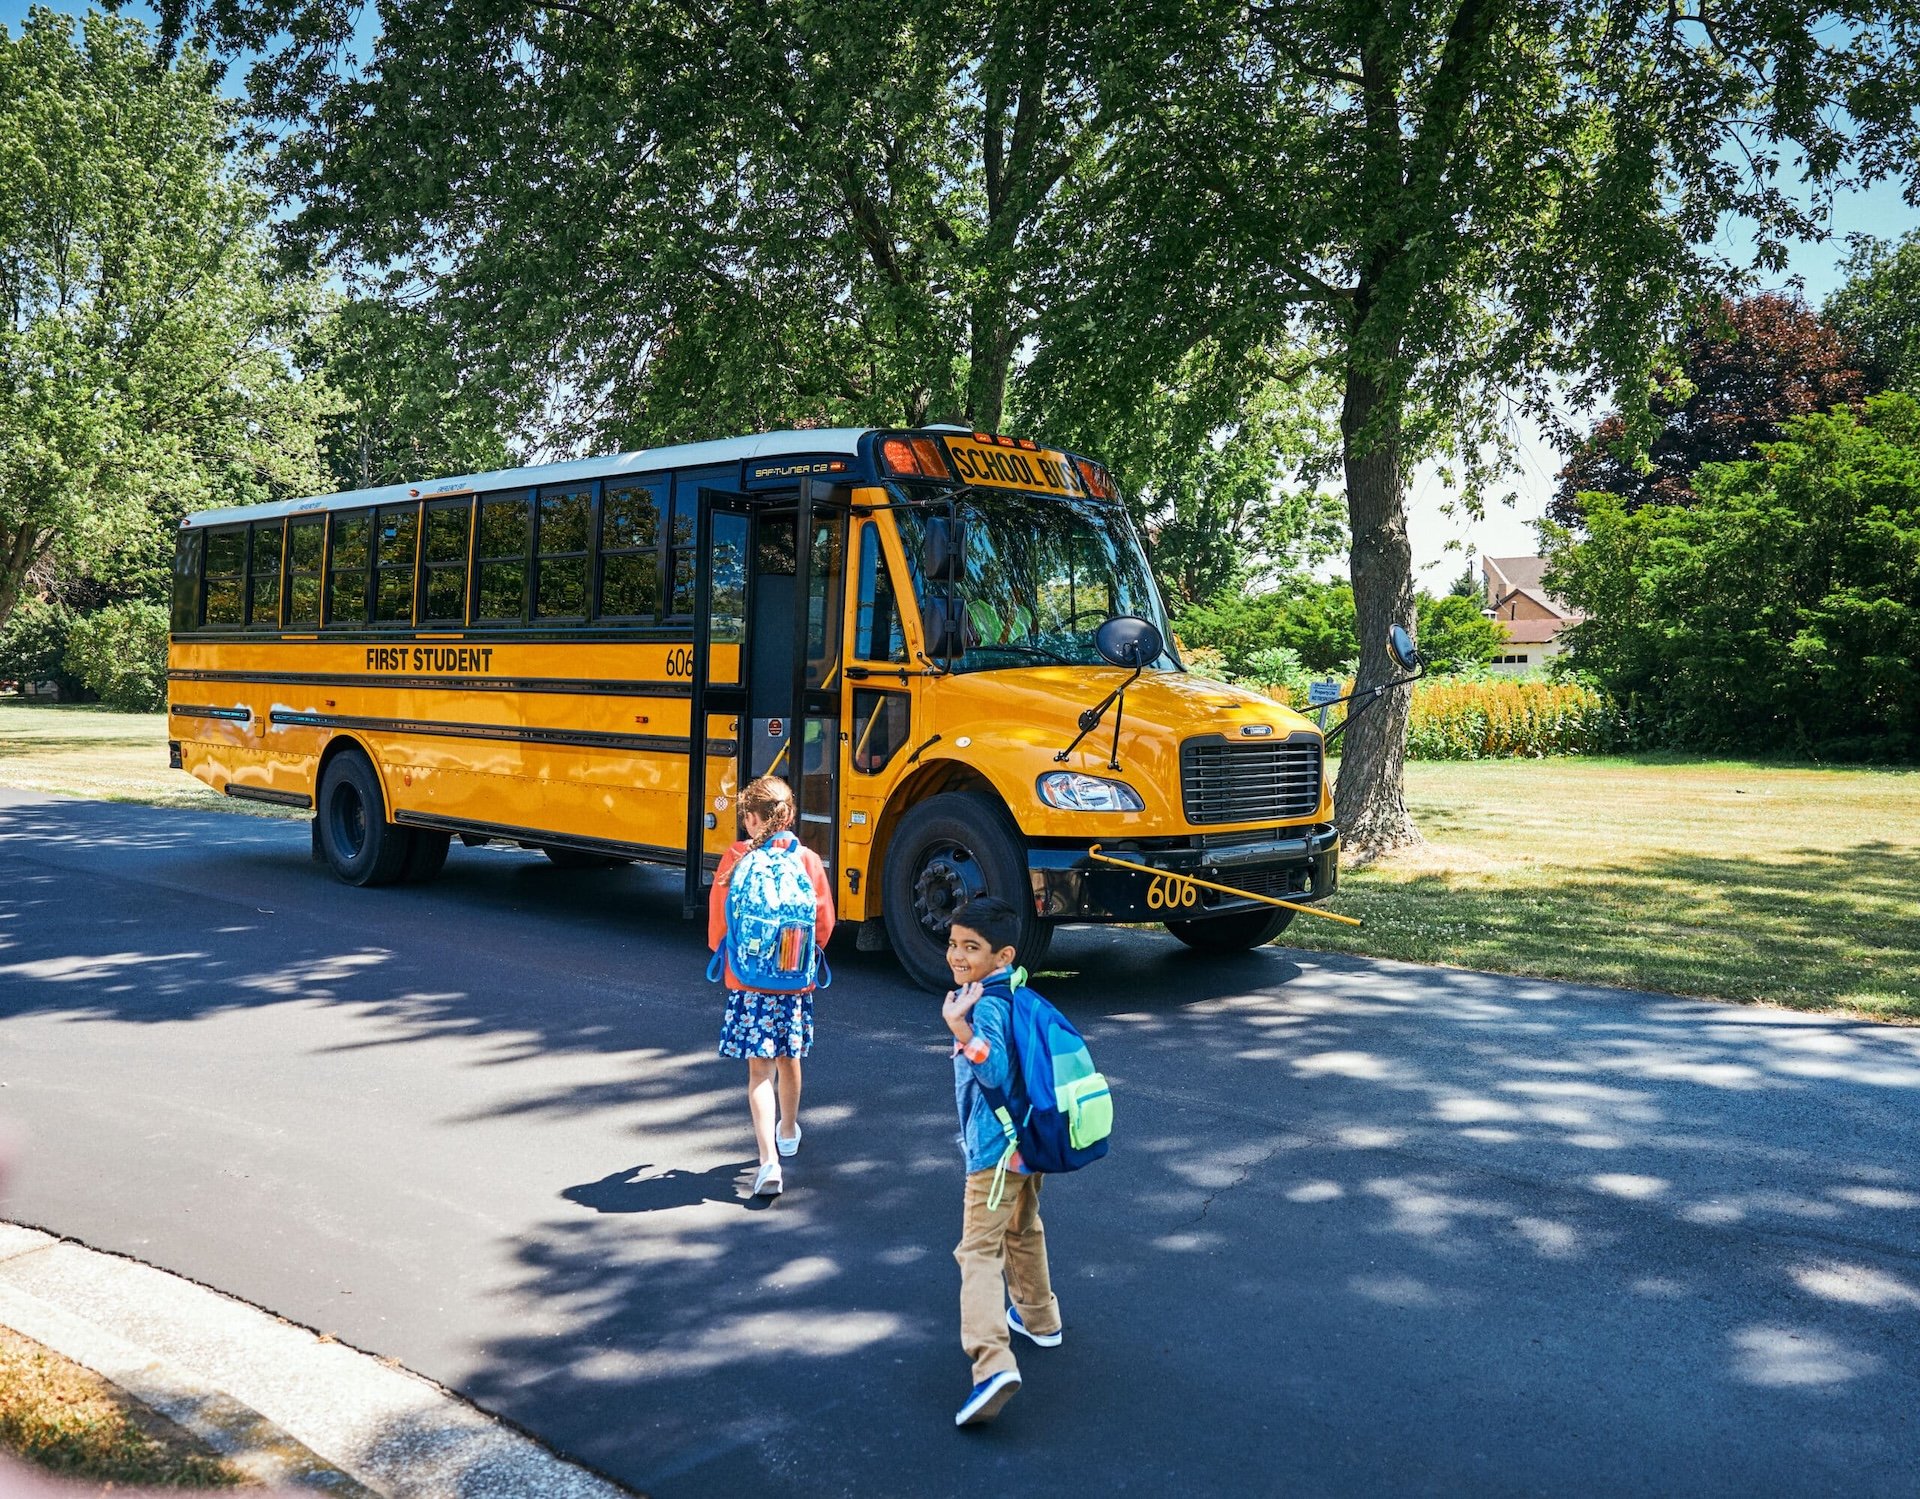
955,1168 -> 1061,1382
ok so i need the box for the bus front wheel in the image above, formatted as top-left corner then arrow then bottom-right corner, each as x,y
316,750 -> 411,887
881,791 -> 1050,992
1164,906 -> 1294,953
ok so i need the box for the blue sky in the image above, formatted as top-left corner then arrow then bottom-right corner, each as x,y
9,0 -> 1917,575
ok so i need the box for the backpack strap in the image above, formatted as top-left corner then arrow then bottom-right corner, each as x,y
706,949 -> 726,984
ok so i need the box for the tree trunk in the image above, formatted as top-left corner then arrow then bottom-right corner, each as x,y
1333,364 -> 1420,858
0,521 -> 42,632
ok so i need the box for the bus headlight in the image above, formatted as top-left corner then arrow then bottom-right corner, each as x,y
1037,772 -> 1145,812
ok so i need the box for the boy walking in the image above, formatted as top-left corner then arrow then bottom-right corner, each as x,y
940,896 -> 1064,1427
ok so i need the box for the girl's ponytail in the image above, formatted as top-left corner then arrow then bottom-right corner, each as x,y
739,775 -> 797,850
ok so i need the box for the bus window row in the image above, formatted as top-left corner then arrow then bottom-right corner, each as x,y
172,475 -> 710,632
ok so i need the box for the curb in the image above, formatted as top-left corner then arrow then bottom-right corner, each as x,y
0,1222 -> 639,1498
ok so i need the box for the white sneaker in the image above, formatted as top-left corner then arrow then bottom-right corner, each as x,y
753,1162 -> 783,1196
776,1122 -> 802,1158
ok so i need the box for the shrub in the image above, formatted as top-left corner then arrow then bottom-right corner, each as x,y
64,603 -> 169,711
0,599 -> 83,698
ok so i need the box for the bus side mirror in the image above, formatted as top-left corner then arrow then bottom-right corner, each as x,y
1387,623 -> 1421,672
1094,615 -> 1164,668
920,596 -> 964,658
923,515 -> 964,580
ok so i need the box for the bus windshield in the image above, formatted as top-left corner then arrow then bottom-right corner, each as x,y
897,489 -> 1179,673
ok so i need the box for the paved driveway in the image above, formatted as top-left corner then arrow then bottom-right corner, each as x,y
2,788 -> 1917,1496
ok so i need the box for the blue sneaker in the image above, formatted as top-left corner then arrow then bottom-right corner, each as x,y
1007,1305 -> 1062,1347
954,1369 -> 1021,1426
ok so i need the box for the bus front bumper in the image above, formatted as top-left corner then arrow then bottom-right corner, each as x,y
1027,825 -> 1340,923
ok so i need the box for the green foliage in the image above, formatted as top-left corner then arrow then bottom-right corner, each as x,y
0,597 -> 81,698
1825,230 -> 1920,398
304,297 -> 513,491
1175,581 -> 1501,678
0,9 -> 331,629
1175,581 -> 1354,678
1416,594 -> 1508,675
63,603 -> 169,712
1548,393 -> 1920,759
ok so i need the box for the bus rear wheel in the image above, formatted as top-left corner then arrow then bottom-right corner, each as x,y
882,791 -> 1050,992
1164,906 -> 1294,953
316,750 -> 411,887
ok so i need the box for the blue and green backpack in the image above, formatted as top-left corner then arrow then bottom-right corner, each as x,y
979,973 -> 1113,1205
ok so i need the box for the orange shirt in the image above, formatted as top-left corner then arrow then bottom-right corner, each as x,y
707,837 -> 836,991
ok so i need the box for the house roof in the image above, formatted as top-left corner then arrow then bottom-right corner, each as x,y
1499,617 -> 1570,644
1484,555 -> 1549,594
1495,584 -> 1576,620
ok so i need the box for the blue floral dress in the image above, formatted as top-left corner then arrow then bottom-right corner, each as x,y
718,989 -> 814,1059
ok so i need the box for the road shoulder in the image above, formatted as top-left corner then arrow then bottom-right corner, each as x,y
0,1222 -> 638,1498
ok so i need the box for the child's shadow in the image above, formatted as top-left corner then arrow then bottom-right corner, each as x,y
564,1162 -> 774,1214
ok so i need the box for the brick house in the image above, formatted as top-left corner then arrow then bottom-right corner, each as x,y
1481,556 -> 1581,672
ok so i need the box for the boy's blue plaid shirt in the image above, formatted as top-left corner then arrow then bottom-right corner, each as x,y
952,969 -> 1020,1172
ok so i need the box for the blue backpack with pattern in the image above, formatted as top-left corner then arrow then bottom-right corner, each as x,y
706,832 -> 830,994
978,974 -> 1112,1203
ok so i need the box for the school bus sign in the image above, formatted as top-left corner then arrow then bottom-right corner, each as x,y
943,436 -> 1084,498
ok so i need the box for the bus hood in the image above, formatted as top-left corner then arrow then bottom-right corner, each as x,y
920,667 -> 1330,836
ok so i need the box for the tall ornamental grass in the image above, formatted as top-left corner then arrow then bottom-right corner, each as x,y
1406,677 -> 1622,759
1259,675 -> 1626,759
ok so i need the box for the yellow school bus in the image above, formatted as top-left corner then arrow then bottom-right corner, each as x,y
167,428 -> 1339,988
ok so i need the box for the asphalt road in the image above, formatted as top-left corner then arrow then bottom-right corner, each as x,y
2,787 -> 1918,1497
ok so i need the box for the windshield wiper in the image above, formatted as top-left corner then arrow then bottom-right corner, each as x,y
976,643 -> 1073,665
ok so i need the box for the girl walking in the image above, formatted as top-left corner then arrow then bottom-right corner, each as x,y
708,775 -> 834,1196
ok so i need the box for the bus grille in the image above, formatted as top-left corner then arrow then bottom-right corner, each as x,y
1180,735 -> 1323,824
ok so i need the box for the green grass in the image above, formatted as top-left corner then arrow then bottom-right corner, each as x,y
0,700 -> 291,817
6,704 -> 1915,1019
0,1326 -> 250,1487
1291,756 -> 1920,1022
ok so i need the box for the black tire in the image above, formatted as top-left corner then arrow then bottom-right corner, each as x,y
315,750 -> 411,887
1165,906 -> 1295,953
400,828 -> 451,883
881,791 -> 1051,992
540,845 -> 634,870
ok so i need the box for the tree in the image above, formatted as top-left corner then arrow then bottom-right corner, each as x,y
1175,579 -> 1500,677
1023,3 -> 1920,851
156,0 -> 1148,453
1545,394 -> 1920,758
305,297 -> 514,492
0,8 -> 330,630
1073,347 -> 1346,607
1548,294 -> 1867,525
1825,230 -> 1920,399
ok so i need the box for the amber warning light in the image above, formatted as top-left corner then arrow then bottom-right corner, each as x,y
878,434 -> 954,479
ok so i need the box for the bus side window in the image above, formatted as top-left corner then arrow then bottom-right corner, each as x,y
248,520 -> 284,628
850,689 -> 910,774
475,491 -> 531,623
203,526 -> 246,627
421,499 -> 471,624
172,530 -> 202,634
327,510 -> 372,626
535,483 -> 591,619
374,503 -> 419,624
854,522 -> 907,662
599,478 -> 662,621
668,479 -> 699,618
286,517 -> 324,626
